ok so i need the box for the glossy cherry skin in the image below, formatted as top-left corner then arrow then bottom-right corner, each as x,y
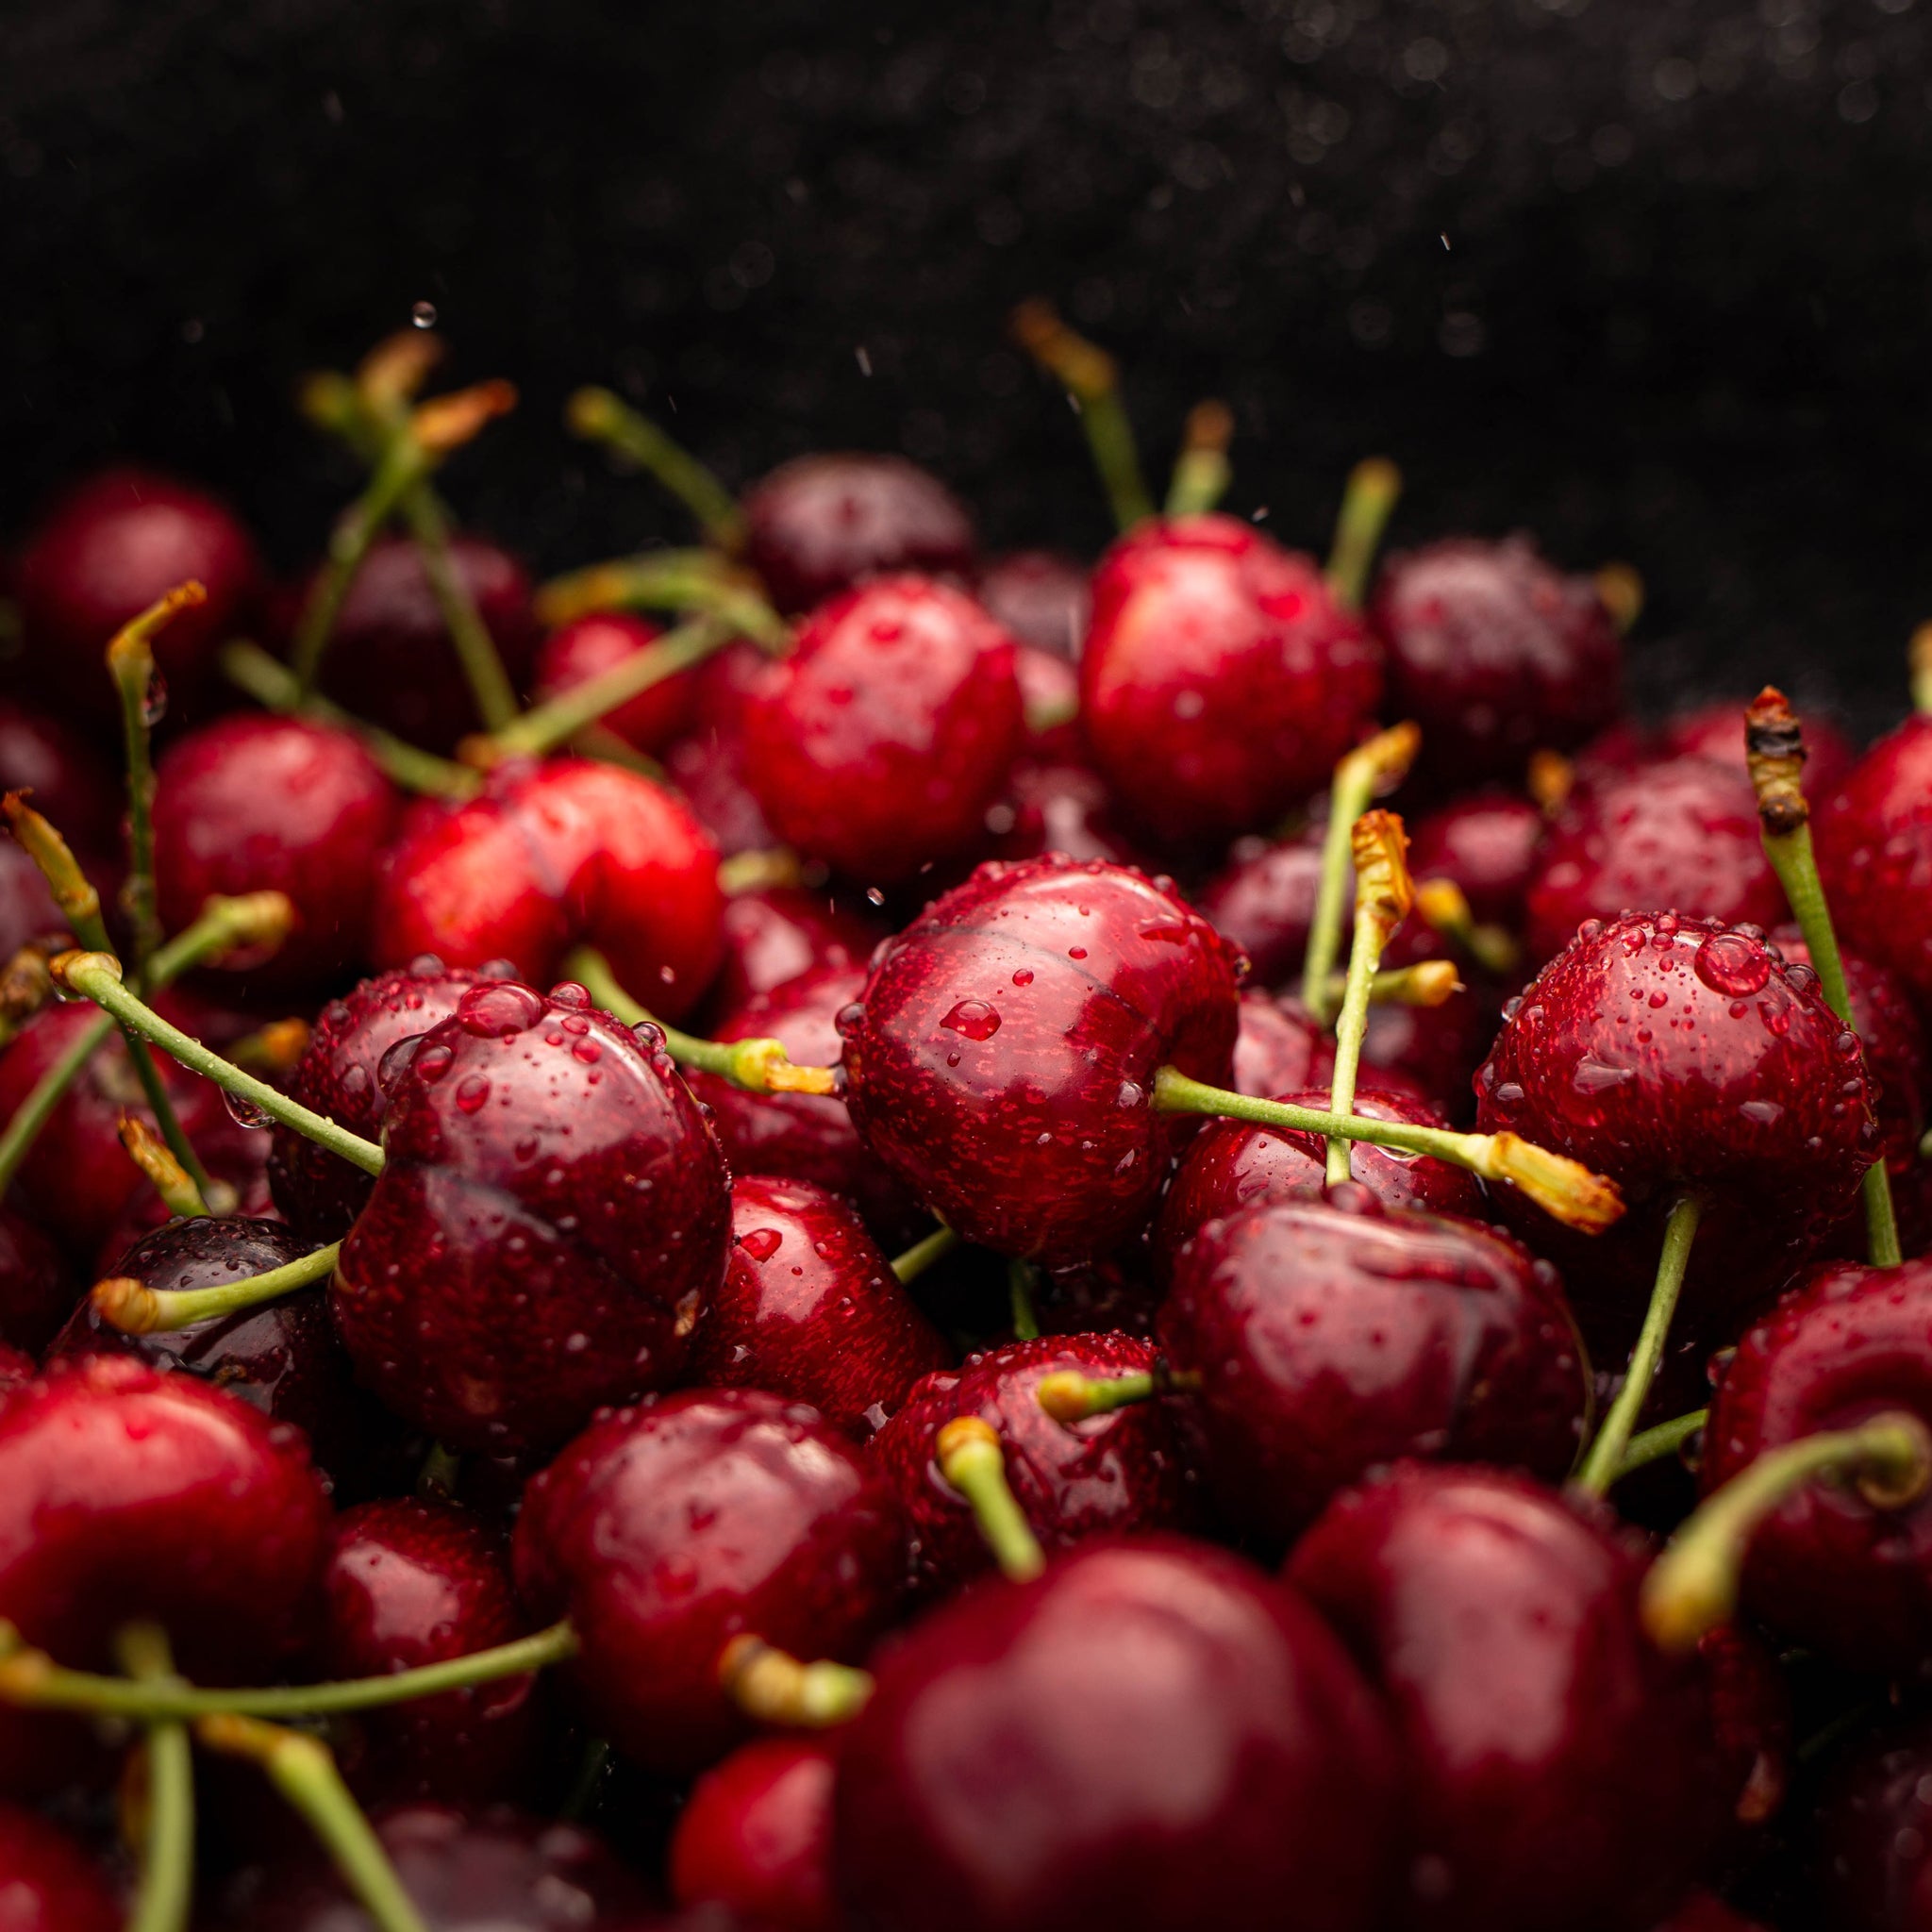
1081,514 -> 1383,848
741,452 -> 977,616
12,464 -> 262,728
1524,757 -> 1786,965
670,1735 -> 838,1932
0,1804 -> 120,1932
1287,1463 -> 1726,1932
513,1387 -> 907,1774
708,885 -> 884,1019
1809,1713 -> 1932,1932
1370,534 -> 1624,787
269,960 -> 495,1241
974,549 -> 1091,661
1199,830 -> 1327,989
987,759 -> 1147,873
319,1499 -> 541,1807
153,712 -> 399,988
334,979 -> 731,1452
0,1204 -> 72,1353
662,641 -> 780,858
841,856 -> 1243,1265
870,1334 -> 1196,1599
1230,989 -> 1334,1098
0,698 -> 121,854
1407,790 -> 1546,931
1817,716 -> 1932,1013
686,1174 -> 950,1435
531,608 -> 696,755
1157,1085 -> 1482,1279
834,1534 -> 1397,1932
373,758 -> 724,1023
1162,1194 -> 1586,1545
742,575 -> 1024,886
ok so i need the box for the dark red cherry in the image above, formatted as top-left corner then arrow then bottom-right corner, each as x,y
1809,1712 -> 1932,1932
1369,534 -> 1623,787
0,698 -> 121,854
1081,514 -> 1383,847
1198,829 -> 1327,989
297,532 -> 541,753
319,1499 -> 541,1806
841,856 -> 1243,1264
1524,757 -> 1786,965
1816,714 -> 1932,1013
513,1387 -> 907,1774
153,713 -> 399,989
1161,1196 -> 1587,1544
833,1535 -> 1397,1932
986,759 -> 1148,873
1699,1622 -> 1791,1846
1287,1462 -> 1726,1932
1406,790 -> 1546,931
0,1204 -> 72,1353
1653,1895 -> 1772,1932
0,841 -> 72,968
1157,1083 -> 1481,1279
1658,696 -> 1857,802
662,641 -> 780,858
869,1334 -> 1196,1599
269,960 -> 494,1241
1028,1254 -> 1160,1340
687,1174 -> 950,1435
671,1735 -> 837,1932
373,758 -> 724,1022
1360,928 -> 1495,1126
741,452 -> 977,616
709,885 -> 884,1017
741,575 -> 1024,886
333,978 -> 731,1452
1230,990 -> 1334,1098
974,548 -> 1091,661
530,608 -> 696,755
12,463 -> 262,728
0,1803 -> 120,1932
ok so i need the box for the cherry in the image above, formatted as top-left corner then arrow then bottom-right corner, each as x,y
832,1534 -> 1397,1932
840,855 -> 1243,1265
1010,644 -> 1083,762
0,699 -> 121,855
1028,1254 -> 1160,1340
333,977 -> 731,1452
152,712 -> 399,989
1406,790 -> 1546,932
1699,1622 -> 1792,1848
1660,696 -> 1857,800
318,1498 -> 542,1807
869,1335 -> 1196,1600
11,463 -> 262,729
987,759 -> 1147,873
0,1202 -> 72,1353
530,608 -> 696,756
974,548 -> 1091,661
686,1174 -> 951,1435
708,884 -> 884,1018
670,1735 -> 838,1932
0,841 -> 72,968
741,453 -> 978,616
92,1129 -> 279,1274
373,758 -> 724,1022
741,575 -> 1024,886
0,1803 -> 120,1932
1808,1712 -> 1932,1932
1524,757 -> 1787,965
1080,513 -> 1383,847
662,641 -> 780,858
512,1387 -> 906,1774
269,959 -> 496,1241
1199,830 -> 1327,989
1286,1462 -> 1726,1932
1230,989 -> 1334,1098
1368,534 -> 1624,787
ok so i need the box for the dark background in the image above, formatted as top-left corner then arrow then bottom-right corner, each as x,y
3,0 -> 1928,738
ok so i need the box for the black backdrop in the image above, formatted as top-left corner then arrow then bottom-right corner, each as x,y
4,0 -> 1928,737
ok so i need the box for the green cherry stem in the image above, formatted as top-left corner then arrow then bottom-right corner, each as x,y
1325,810 -> 1415,1186
717,1637 -> 874,1728
1036,1359 -> 1201,1424
937,1417 -> 1046,1582
117,1624 -> 195,1932
1324,458 -> 1403,612
397,476 -> 521,733
1574,1192 -> 1705,1495
1745,686 -> 1901,1268
1612,1407 -> 1708,1486
93,1241 -> 341,1337
1011,300 -> 1154,532
1163,400 -> 1234,518
566,387 -> 748,552
118,1117 -> 209,1221
890,1224 -> 958,1286
1007,1258 -> 1041,1341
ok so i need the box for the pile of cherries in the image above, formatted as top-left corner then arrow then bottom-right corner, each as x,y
0,318 -> 1929,1932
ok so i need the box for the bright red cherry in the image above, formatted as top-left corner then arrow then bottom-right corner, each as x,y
1406,790 -> 1546,931
741,453 -> 977,615
513,1387 -> 907,1774
974,548 -> 1091,661
333,978 -> 731,1452
1081,514 -> 1383,847
840,856 -> 1243,1264
1369,534 -> 1623,787
741,575 -> 1024,886
1199,830 -> 1327,989
869,1335 -> 1196,1599
1230,990 -> 1334,1098
153,713 -> 399,989
529,608 -> 696,755
0,1204 -> 72,1354
833,1535 -> 1397,1932
1809,1713 -> 1932,1932
0,698 -> 121,854
687,1174 -> 950,1435
670,1735 -> 838,1932
0,1804 -> 120,1932
1287,1463 -> 1726,1932
709,884 -> 884,1017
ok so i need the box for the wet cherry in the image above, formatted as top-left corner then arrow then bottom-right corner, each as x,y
0,1203 -> 72,1354
1808,1712 -> 1932,1932
1406,790 -> 1546,932
530,608 -> 696,756
0,1803 -> 121,1932
708,884 -> 884,1018
974,548 -> 1091,662
1198,830 -> 1328,990
670,1735 -> 838,1932
1229,990 -> 1334,1099
0,698 -> 121,855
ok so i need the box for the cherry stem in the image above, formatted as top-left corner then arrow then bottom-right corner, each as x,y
717,1636 -> 874,1728
47,953 -> 386,1177
1314,959 -> 1461,1009
937,1416 -> 1046,1582
1911,623 -> 1932,717
416,1441 -> 462,1504
0,1619 -> 575,1722
1640,1409 -> 1932,1654
1152,1064 -> 1624,1234
397,475 -> 522,733
890,1224 -> 958,1285
460,614 -> 735,768
224,642 -> 481,800
716,848 -> 809,896
94,1240 -> 341,1337
534,546 -> 736,629
1164,400 -> 1234,518
118,1116 -> 208,1220
1011,300 -> 1153,532
567,387 -> 748,552
196,1714 -> 430,1932
1324,458 -> 1403,612
1613,1407 -> 1708,1485
1745,686 -> 1901,1269
1414,877 -> 1522,978
0,943 -> 55,1050
1008,1258 -> 1041,1341
1326,810 -> 1415,1186
1300,723 -> 1422,1024
1594,563 -> 1644,635
1036,1361 -> 1200,1424
567,946 -> 838,1095
1574,1192 -> 1704,1494
117,1624 -> 195,1932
